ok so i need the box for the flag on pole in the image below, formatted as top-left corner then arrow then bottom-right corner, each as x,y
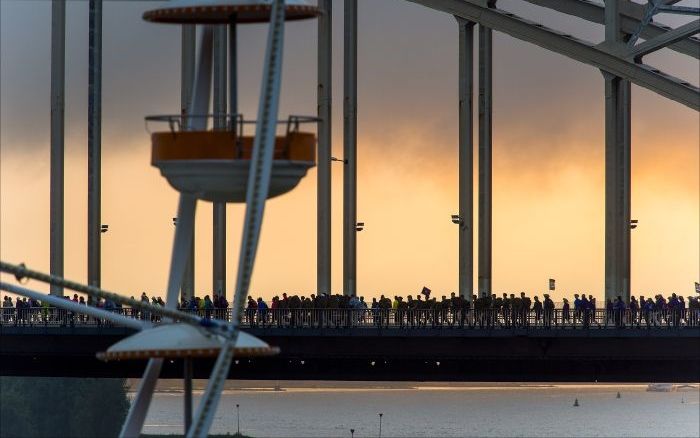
421,286 -> 431,298
549,279 -> 555,291
695,282 -> 700,294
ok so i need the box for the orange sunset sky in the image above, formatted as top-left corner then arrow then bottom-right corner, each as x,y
1,1 -> 698,303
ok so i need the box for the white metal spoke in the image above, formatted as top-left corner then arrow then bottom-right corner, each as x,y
187,1 -> 287,436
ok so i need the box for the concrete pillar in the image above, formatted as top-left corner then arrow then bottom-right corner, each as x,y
317,0 -> 333,295
458,18 -> 475,300
343,0 -> 358,297
213,25 -> 227,299
604,0 -> 632,302
87,0 -> 102,291
180,24 -> 196,302
477,25 -> 492,298
50,0 -> 65,296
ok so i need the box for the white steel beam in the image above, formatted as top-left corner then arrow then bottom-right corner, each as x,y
181,24 -> 196,302
603,0 -> 631,303
629,19 -> 700,59
457,18 -> 475,300
408,0 -> 700,110
213,25 -> 227,301
50,0 -> 65,296
520,0 -> 700,59
343,0 -> 358,297
477,24 -> 493,298
317,0 -> 333,295
657,5 -> 700,16
87,0 -> 102,292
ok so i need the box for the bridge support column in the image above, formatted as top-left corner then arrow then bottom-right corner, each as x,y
50,0 -> 65,296
457,18 -> 475,300
343,0 -> 358,297
213,25 -> 228,300
603,74 -> 631,303
87,0 -> 102,293
477,25 -> 492,298
603,0 -> 631,303
318,0 -> 333,295
180,24 -> 196,302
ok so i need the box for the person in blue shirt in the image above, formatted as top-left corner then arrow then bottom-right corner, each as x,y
257,297 -> 269,327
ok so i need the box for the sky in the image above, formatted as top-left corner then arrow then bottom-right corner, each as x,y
1,0 -> 698,303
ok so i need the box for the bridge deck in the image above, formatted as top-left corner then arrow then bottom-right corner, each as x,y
2,326 -> 698,382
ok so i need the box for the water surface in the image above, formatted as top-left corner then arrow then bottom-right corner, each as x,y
141,383 -> 699,437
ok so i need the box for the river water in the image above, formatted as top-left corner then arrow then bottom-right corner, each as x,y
140,382 -> 699,437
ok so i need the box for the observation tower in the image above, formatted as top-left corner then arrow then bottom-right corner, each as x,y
121,1 -> 320,437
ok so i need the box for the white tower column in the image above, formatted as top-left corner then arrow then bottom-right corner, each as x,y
458,18 -> 475,300
317,0 -> 333,295
603,0 -> 632,302
343,0 -> 358,296
87,0 -> 102,291
50,0 -> 66,296
477,24 -> 492,298
181,24 -> 196,302
213,25 -> 228,299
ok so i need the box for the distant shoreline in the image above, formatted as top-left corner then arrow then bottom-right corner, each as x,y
129,382 -> 699,395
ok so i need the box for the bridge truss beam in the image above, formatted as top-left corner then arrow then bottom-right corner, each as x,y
629,19 -> 700,60
409,0 -> 700,110
520,0 -> 700,59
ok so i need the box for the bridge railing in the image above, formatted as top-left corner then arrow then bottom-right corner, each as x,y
1,306 -> 699,329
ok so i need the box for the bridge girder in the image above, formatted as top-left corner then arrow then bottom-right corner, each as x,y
630,19 -> 700,60
409,0 -> 700,111
522,0 -> 700,59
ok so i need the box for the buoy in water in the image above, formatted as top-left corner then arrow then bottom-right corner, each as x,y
616,392 -> 621,399
573,398 -> 579,407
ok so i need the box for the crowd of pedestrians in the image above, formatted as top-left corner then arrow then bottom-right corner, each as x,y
233,291 -> 700,329
2,290 -> 699,329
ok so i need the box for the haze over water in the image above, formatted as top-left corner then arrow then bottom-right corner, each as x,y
140,382 -> 700,437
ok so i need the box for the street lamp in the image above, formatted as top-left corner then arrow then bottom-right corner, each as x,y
350,428 -> 355,438
100,224 -> 109,234
378,413 -> 383,438
355,222 -> 364,232
630,219 -> 638,229
331,156 -> 348,164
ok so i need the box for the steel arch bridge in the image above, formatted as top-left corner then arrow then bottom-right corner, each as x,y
317,0 -> 699,302
2,1 -> 698,437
